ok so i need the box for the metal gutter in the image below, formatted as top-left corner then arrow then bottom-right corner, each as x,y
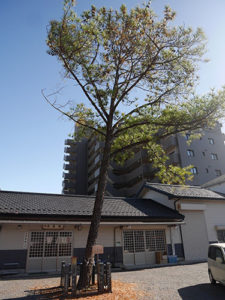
0,220 -> 185,225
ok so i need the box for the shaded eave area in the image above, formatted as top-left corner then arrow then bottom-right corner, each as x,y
0,214 -> 183,224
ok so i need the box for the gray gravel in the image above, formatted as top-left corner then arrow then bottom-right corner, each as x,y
113,263 -> 225,300
0,262 -> 225,299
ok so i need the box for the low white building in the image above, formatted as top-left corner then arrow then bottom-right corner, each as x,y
2,184 -> 224,274
0,190 -> 184,274
138,183 -> 225,261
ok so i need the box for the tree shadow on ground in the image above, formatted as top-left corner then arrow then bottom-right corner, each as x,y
178,283 -> 225,300
3,286 -> 107,300
0,273 -> 60,281
3,297 -> 37,300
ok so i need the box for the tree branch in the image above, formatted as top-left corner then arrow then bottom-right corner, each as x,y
82,64 -> 109,119
58,17 -> 108,124
113,83 -> 180,131
42,89 -> 106,137
113,47 -> 164,111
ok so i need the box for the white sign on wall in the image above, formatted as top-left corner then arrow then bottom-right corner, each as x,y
23,232 -> 29,249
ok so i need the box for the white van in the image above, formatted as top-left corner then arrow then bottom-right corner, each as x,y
208,243 -> 225,285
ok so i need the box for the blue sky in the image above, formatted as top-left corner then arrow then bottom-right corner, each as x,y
0,0 -> 225,193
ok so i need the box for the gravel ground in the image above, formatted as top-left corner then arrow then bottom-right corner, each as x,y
0,262 -> 225,300
114,262 -> 225,300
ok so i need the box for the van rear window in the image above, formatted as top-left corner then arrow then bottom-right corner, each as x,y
208,246 -> 216,260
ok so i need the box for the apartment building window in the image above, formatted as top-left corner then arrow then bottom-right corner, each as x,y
208,138 -> 214,145
206,168 -> 209,173
190,167 -> 197,174
202,152 -> 205,156
185,134 -> 190,140
215,170 -> 222,176
210,153 -> 218,160
187,149 -> 194,157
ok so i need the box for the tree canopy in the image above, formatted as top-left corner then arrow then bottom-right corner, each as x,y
45,0 -> 225,287
46,1 -> 225,184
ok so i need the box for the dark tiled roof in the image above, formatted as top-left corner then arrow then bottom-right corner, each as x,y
202,174 -> 225,188
0,190 -> 183,221
144,183 -> 225,199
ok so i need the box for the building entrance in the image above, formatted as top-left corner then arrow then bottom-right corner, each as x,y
27,231 -> 73,272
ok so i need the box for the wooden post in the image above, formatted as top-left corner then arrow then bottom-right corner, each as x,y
64,264 -> 70,295
71,262 -> 77,296
77,262 -> 83,290
92,264 -> 95,285
98,262 -> 104,293
60,261 -> 66,287
106,262 -> 112,292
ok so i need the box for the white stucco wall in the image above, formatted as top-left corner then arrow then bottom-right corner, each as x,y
178,199 -> 225,259
0,223 -> 75,250
139,187 -> 225,260
179,210 -> 209,260
74,224 -> 118,248
0,223 -> 122,251
203,201 -> 225,242
178,199 -> 225,244
0,224 -> 27,250
0,223 -> 182,252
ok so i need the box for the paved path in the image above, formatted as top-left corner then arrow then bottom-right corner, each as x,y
0,263 -> 225,299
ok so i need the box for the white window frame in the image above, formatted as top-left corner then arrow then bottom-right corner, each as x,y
208,138 -> 214,145
28,231 -> 73,258
210,153 -> 218,160
190,167 -> 197,174
123,230 -> 166,254
187,149 -> 194,157
185,133 -> 190,140
215,169 -> 222,176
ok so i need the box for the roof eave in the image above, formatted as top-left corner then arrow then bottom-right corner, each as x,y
0,213 -> 184,223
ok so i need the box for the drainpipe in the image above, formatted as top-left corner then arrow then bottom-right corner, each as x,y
169,226 -> 175,255
174,198 -> 185,259
114,226 -> 122,267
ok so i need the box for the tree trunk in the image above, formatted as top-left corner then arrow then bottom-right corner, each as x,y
78,133 -> 112,289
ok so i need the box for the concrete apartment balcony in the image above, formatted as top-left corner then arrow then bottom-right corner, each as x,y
88,154 -> 102,174
64,145 -> 77,154
88,171 -> 95,183
124,151 -> 142,168
167,152 -> 180,165
161,135 -> 177,150
64,139 -> 76,146
63,188 -> 76,194
88,149 -> 96,162
63,172 -> 76,180
63,163 -> 76,171
124,180 -> 144,197
87,136 -> 96,151
117,165 -> 143,184
88,163 -> 96,177
143,164 -> 155,177
114,151 -> 142,173
88,180 -> 98,194
64,154 -> 76,162
62,180 -> 76,189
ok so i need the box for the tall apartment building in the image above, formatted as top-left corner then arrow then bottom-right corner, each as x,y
62,123 -> 225,197
161,123 -> 225,185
